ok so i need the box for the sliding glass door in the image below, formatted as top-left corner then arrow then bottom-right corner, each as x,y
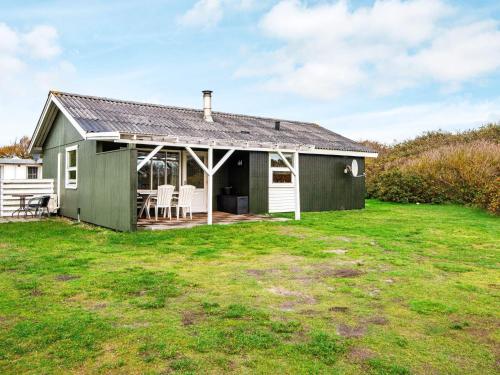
137,149 -> 207,213
166,152 -> 180,191
137,150 -> 180,191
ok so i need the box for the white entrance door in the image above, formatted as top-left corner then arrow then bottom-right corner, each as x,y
182,151 -> 208,213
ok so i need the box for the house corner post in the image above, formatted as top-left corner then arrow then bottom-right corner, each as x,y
294,151 -> 301,220
207,147 -> 213,225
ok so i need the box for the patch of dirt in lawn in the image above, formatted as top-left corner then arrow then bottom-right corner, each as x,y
329,306 -> 350,313
315,266 -> 364,279
268,286 -> 316,304
348,347 -> 376,362
181,310 -> 205,326
279,301 -> 297,312
291,275 -> 315,285
365,316 -> 389,325
285,262 -> 365,282
332,268 -> 364,278
323,249 -> 348,254
90,302 -> 108,310
246,268 -> 281,278
55,274 -> 80,281
0,243 -> 8,249
465,317 -> 500,346
336,236 -> 353,242
30,288 -> 43,297
300,309 -> 320,316
120,322 -> 151,329
337,323 -> 367,338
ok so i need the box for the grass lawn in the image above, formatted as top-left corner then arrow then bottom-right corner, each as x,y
0,200 -> 498,374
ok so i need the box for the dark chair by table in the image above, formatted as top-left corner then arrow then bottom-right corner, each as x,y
27,195 -> 51,217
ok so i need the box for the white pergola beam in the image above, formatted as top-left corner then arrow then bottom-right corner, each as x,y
137,145 -> 163,171
212,148 -> 235,175
277,150 -> 297,176
185,146 -> 210,175
116,139 -> 378,158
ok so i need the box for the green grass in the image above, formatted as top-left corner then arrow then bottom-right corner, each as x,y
0,200 -> 498,374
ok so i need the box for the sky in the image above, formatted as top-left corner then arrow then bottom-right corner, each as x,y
0,0 -> 499,145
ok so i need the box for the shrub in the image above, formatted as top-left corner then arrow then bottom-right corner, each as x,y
371,169 -> 444,204
363,124 -> 500,214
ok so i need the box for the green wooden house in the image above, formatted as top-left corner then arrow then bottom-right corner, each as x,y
28,90 -> 377,231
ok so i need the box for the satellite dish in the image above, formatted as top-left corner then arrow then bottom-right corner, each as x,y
351,159 -> 358,177
344,159 -> 364,177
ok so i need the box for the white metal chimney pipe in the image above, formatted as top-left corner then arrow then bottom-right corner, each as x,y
203,90 -> 214,122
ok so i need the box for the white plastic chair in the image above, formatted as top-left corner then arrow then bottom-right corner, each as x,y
48,194 -> 59,214
151,185 -> 175,221
176,185 -> 195,220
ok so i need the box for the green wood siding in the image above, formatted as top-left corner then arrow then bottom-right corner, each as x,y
91,149 -> 137,231
299,154 -> 365,211
248,151 -> 268,214
44,112 -> 83,149
42,111 -> 136,231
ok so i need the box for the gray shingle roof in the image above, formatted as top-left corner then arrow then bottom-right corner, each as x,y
53,91 -> 373,153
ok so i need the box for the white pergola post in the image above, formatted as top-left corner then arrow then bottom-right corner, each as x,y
293,151 -> 300,220
277,150 -> 301,220
207,147 -> 213,225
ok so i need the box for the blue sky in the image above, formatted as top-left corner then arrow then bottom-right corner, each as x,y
0,0 -> 499,145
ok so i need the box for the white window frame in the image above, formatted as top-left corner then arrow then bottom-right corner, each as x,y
27,166 -> 39,180
137,148 -> 182,191
65,145 -> 78,189
269,152 -> 295,187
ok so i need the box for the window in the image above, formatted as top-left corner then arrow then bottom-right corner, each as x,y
137,150 -> 180,191
27,166 -> 39,179
166,152 -> 180,190
186,153 -> 205,189
269,152 -> 294,186
65,145 -> 78,189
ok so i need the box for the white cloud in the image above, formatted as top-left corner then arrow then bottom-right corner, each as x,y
0,23 -> 20,53
0,23 -> 67,90
0,23 -> 74,144
178,0 -> 258,28
325,98 -> 500,143
237,0 -> 500,99
22,25 -> 61,59
178,0 -> 223,28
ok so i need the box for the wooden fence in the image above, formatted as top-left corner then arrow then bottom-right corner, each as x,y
0,179 -> 55,216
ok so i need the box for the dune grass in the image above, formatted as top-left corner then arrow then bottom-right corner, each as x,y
0,200 -> 498,374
